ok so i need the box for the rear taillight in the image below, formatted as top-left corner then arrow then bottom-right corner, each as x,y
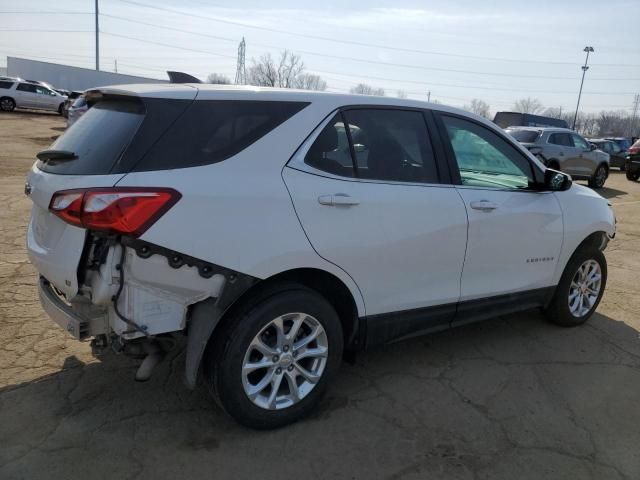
630,146 -> 639,154
49,188 -> 181,237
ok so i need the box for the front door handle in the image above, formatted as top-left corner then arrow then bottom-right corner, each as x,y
318,194 -> 360,206
470,200 -> 498,212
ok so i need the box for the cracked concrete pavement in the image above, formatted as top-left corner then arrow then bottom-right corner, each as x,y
1,112 -> 639,480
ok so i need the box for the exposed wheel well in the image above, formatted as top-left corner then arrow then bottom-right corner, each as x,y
223,268 -> 360,349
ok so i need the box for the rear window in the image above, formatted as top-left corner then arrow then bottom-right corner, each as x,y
37,99 -> 307,175
134,100 -> 308,171
37,99 -> 145,175
0,81 -> 13,89
506,129 -> 541,143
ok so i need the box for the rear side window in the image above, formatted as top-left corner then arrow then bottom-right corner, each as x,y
506,129 -> 540,143
72,96 -> 87,108
548,133 -> 573,147
0,81 -> 13,89
37,99 -> 145,175
135,101 -> 308,171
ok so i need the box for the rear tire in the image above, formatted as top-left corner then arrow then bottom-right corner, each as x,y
0,97 -> 15,112
626,170 -> 640,181
545,246 -> 606,327
588,164 -> 607,189
204,285 -> 343,429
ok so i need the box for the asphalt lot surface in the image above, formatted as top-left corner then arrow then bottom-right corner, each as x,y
1,111 -> 639,480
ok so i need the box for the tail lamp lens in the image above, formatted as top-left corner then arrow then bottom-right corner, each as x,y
49,188 -> 181,237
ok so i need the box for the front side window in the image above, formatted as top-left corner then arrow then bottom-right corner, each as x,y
506,129 -> 541,143
442,115 -> 533,190
572,134 -> 589,151
304,113 -> 354,177
342,109 -> 438,183
610,142 -> 621,153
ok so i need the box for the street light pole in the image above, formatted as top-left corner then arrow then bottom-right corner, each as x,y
95,0 -> 100,71
572,46 -> 594,130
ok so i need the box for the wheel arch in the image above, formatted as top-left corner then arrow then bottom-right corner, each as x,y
184,267 -> 362,389
553,230 -> 610,286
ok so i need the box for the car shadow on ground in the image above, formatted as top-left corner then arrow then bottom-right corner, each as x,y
1,310 -> 639,478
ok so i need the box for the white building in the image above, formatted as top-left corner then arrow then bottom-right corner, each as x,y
6,57 -> 166,91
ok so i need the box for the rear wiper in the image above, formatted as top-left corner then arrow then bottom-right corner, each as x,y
36,149 -> 78,162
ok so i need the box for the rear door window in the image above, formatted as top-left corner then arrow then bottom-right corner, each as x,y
342,108 -> 439,183
17,83 -> 37,93
0,81 -> 13,89
548,133 -> 574,147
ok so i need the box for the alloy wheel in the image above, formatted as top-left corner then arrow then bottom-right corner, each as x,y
568,259 -> 602,317
241,312 -> 328,410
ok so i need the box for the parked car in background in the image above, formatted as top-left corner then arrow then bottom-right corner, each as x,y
66,95 -> 88,127
0,79 -> 67,114
62,91 -> 82,118
506,126 -> 609,188
588,138 -> 627,170
26,85 -> 615,428
606,137 -> 632,154
494,111 -> 569,129
625,139 -> 640,181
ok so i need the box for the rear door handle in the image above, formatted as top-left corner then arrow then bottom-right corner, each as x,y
470,200 -> 498,212
318,194 -> 360,206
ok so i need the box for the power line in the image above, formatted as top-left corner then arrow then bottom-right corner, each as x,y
0,11 -> 92,14
97,13 -> 640,82
115,0 -> 640,68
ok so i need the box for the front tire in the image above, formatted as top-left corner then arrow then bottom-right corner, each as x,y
545,246 -> 607,327
204,286 -> 343,429
626,169 -> 640,181
588,164 -> 608,189
58,103 -> 64,115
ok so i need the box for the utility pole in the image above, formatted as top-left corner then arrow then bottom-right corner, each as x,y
114,59 -> 117,73
631,94 -> 640,137
427,90 -> 431,102
235,37 -> 246,85
572,46 -> 594,130
95,0 -> 100,71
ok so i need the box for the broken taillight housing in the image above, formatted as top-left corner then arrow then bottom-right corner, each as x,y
49,188 -> 181,237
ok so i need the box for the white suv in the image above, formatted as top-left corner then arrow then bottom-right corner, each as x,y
0,79 -> 67,114
26,85 -> 615,428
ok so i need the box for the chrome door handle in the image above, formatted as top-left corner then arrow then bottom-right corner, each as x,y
470,200 -> 498,212
318,194 -> 360,206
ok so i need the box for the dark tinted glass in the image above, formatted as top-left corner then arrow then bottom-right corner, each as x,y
17,83 -> 37,93
304,113 -> 354,177
37,99 -> 145,175
507,129 -> 541,143
135,100 -> 308,171
0,81 -> 13,89
442,115 -> 533,190
548,133 -> 573,147
342,109 -> 438,183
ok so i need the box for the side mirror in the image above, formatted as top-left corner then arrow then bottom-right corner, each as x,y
589,143 -> 597,151
544,168 -> 572,191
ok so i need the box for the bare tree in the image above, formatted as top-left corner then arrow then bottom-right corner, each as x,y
396,89 -> 408,99
248,51 -> 306,88
350,83 -> 385,96
463,98 -> 490,118
294,73 -> 327,91
513,97 -> 544,114
206,73 -> 231,84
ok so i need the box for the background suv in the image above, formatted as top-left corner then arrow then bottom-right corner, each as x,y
506,127 -> 610,189
0,78 -> 67,114
26,85 -> 615,428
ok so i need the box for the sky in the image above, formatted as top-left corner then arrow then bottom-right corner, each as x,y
0,0 -> 639,114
